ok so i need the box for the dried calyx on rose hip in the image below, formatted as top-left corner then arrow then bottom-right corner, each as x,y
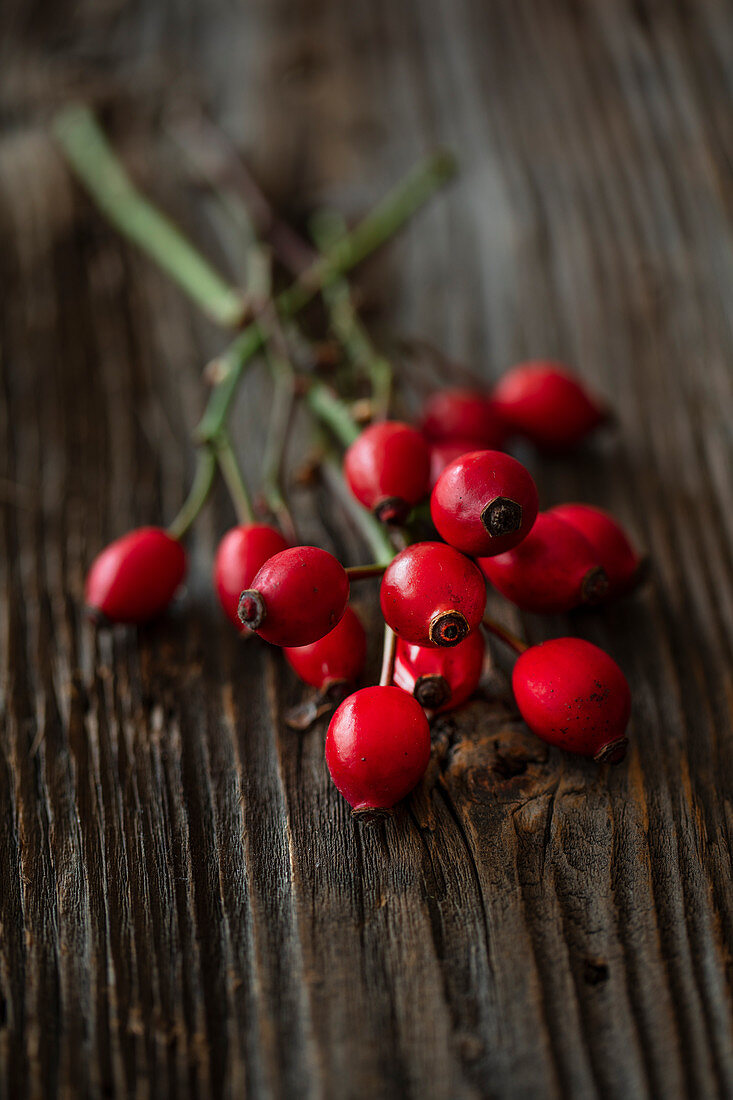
431,450 -> 539,557
214,523 -> 290,630
393,629 -> 485,713
491,360 -> 610,452
284,606 -> 367,694
326,685 -> 431,811
420,388 -> 508,450
343,420 -> 431,524
85,527 -> 187,624
380,541 -> 486,647
512,637 -> 631,762
479,511 -> 609,614
238,546 -> 349,647
548,503 -> 645,598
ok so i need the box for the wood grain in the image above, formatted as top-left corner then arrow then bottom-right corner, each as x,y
1,0 -> 733,1097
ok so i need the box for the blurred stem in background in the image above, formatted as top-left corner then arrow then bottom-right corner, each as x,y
53,104 -> 456,543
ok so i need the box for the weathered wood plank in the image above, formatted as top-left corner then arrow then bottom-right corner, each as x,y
1,0 -> 733,1097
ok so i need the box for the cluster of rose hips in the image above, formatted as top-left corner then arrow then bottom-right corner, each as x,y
86,360 -> 642,815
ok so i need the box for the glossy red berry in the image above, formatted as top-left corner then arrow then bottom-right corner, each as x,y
380,542 -> 486,648
428,438 -> 478,489
393,629 -> 485,713
343,421 -> 431,524
420,389 -> 508,449
513,637 -> 631,762
85,527 -> 187,624
491,361 -> 609,452
430,450 -> 539,557
213,524 -> 290,630
549,503 -> 643,598
479,512 -> 608,614
284,606 -> 367,692
238,546 -> 349,647
326,685 -> 431,810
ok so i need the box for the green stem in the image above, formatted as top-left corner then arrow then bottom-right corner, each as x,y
173,124 -> 393,420
481,617 -> 528,656
196,153 -> 453,436
53,105 -> 246,328
167,445 -> 218,539
279,150 -> 457,317
319,457 -> 395,566
261,319 -> 298,544
310,211 -> 392,419
306,384 -> 360,448
197,151 -> 457,440
213,429 -> 253,525
55,105 -> 457,456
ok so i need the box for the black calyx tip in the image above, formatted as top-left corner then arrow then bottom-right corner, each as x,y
374,497 -> 410,525
581,567 -> 609,606
238,588 -> 266,629
351,805 -> 395,823
429,611 -> 469,648
594,737 -> 628,765
85,604 -> 109,626
414,674 -> 451,709
481,496 -> 523,538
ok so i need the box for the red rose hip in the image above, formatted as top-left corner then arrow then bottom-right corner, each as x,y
238,546 -> 349,647
85,526 -> 187,624
326,685 -> 431,810
380,541 -> 486,648
214,524 -> 290,629
393,629 -> 485,713
478,511 -> 608,614
491,360 -> 609,452
512,637 -> 631,762
420,389 -> 508,449
428,438 -> 478,489
549,503 -> 644,598
431,450 -> 539,557
284,606 -> 367,692
343,421 -> 431,524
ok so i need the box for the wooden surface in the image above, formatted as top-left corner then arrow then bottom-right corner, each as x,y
2,1 -> 733,1097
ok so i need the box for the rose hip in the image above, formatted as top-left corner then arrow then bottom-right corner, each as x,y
380,541 -> 486,647
420,389 -> 508,449
512,637 -> 631,762
238,546 -> 349,647
325,685 -> 431,810
85,527 -> 187,624
478,512 -> 608,614
284,606 -> 367,692
491,360 -> 609,451
343,421 -> 431,523
213,524 -> 290,630
549,503 -> 644,598
393,629 -> 485,712
428,438 -> 479,489
431,450 -> 539,557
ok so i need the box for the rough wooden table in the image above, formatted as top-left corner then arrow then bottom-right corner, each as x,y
2,1 -> 733,1097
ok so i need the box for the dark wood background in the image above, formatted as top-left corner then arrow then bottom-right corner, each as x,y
2,0 -> 733,1097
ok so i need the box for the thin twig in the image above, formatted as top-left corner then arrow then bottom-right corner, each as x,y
167,446 -> 218,539
320,457 -> 395,566
481,616 -> 528,656
379,624 -> 398,687
310,210 -> 393,419
54,105 -> 246,328
213,429 -> 254,525
345,563 -> 389,581
306,385 -> 361,448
